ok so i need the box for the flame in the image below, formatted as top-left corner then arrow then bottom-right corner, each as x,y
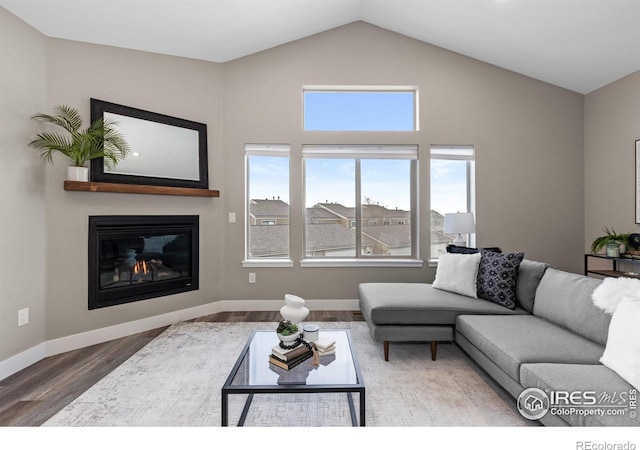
133,260 -> 149,274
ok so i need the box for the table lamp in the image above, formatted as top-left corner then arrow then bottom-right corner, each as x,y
443,212 -> 475,246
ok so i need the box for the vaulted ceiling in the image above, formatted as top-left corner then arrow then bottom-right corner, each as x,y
2,0 -> 639,94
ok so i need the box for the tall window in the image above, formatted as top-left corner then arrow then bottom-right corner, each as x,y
303,145 -> 417,259
430,145 -> 475,259
245,144 -> 290,260
303,88 -> 417,131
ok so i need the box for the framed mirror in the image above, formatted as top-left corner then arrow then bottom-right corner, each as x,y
637,139 -> 640,224
90,99 -> 209,189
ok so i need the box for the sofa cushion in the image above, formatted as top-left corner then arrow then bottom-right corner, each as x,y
432,252 -> 481,298
455,315 -> 605,382
520,363 -> 639,427
533,268 -> 610,346
476,251 -> 524,309
515,259 -> 548,313
359,283 -> 527,325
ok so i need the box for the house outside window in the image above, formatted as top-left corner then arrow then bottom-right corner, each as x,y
430,145 -> 475,259
245,144 -> 291,263
303,145 -> 418,260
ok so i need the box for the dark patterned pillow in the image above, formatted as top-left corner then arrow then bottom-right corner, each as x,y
476,250 -> 524,309
447,244 -> 502,254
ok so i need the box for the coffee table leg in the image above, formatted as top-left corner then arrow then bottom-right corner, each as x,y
238,393 -> 254,427
221,390 -> 228,426
360,390 -> 366,426
347,392 -> 357,426
347,391 -> 366,426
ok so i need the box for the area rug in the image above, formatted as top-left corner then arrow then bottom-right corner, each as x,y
42,321 -> 533,427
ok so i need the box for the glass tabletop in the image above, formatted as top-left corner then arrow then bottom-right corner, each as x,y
228,330 -> 360,387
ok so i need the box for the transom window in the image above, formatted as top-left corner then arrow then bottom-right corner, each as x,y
303,87 -> 418,131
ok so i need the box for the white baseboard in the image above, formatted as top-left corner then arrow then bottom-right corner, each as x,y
0,298 -> 358,381
216,298 -> 359,311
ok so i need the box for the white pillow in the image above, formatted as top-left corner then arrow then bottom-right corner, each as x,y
433,252 -> 481,298
592,277 -> 640,314
600,298 -> 640,390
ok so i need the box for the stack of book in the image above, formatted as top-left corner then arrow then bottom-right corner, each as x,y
268,339 -> 338,370
269,343 -> 313,370
313,339 -> 336,356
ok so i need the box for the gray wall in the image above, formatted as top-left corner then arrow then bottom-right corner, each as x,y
0,8 -> 47,361
221,22 -> 585,301
584,71 -> 640,253
1,13 -> 587,360
43,39 -> 224,339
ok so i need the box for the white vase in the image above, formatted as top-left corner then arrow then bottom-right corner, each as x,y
280,294 -> 309,324
67,166 -> 89,182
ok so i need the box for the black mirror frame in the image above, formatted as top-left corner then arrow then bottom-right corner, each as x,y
90,98 -> 209,189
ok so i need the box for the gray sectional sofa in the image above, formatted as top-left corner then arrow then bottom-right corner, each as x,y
359,259 -> 638,426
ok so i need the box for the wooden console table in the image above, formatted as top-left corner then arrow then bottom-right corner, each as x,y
584,253 -> 640,279
64,181 -> 219,197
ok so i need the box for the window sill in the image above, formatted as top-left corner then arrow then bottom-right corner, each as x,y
428,259 -> 438,268
299,258 -> 423,268
241,259 -> 294,268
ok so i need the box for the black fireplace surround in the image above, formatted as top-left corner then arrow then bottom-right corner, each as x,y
88,215 -> 199,309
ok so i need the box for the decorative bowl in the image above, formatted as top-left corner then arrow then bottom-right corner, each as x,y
277,331 -> 301,343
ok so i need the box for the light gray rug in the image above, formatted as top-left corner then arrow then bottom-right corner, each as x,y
43,321 -> 533,427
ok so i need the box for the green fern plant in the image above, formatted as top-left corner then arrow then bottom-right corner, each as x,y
590,227 -> 630,254
28,105 -> 130,168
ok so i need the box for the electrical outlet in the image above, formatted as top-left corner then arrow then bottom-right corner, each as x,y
18,308 -> 29,327
249,272 -> 256,283
229,212 -> 236,223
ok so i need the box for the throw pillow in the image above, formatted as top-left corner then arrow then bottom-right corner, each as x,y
433,252 -> 481,298
476,250 -> 524,309
592,277 -> 640,314
600,298 -> 640,390
446,244 -> 502,254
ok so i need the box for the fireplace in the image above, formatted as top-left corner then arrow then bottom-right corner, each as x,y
88,215 -> 199,309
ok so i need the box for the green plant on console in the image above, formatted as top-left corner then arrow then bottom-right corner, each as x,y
590,227 -> 630,254
28,105 -> 130,168
276,320 -> 299,336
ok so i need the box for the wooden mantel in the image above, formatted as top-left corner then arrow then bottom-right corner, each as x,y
64,181 -> 220,197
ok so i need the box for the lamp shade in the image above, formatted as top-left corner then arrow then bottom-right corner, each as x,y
443,212 -> 476,234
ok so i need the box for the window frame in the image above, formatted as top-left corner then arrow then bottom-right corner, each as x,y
243,144 -> 293,268
301,145 -> 420,267
429,145 -> 476,262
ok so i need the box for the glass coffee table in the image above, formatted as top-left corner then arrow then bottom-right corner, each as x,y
221,329 -> 365,426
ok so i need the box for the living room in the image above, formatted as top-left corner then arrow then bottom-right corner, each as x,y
1,0 -> 639,444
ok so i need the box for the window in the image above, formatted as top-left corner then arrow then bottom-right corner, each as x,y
303,87 -> 417,131
245,144 -> 290,262
303,145 -> 417,260
430,146 -> 476,259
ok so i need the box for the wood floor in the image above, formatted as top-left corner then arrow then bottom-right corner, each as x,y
0,310 -> 363,427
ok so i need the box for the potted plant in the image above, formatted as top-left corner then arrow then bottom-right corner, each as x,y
28,105 -> 130,181
276,320 -> 300,343
590,227 -> 630,257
